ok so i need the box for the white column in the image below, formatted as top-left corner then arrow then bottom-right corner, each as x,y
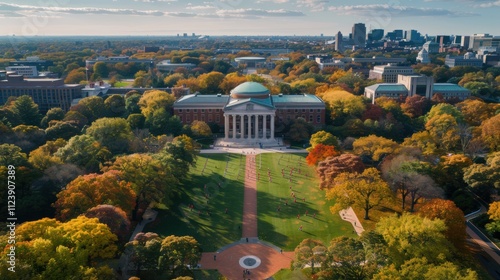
247,114 -> 252,139
271,115 -> 275,140
240,114 -> 244,139
232,115 -> 236,139
255,115 -> 259,139
224,114 -> 229,139
263,115 -> 267,139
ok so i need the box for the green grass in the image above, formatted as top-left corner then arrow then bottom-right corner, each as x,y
256,153 -> 357,250
272,268 -> 308,280
193,269 -> 225,280
111,81 -> 134,87
144,153 -> 246,251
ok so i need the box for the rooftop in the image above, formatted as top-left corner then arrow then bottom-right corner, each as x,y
433,83 -> 471,92
365,84 -> 408,92
272,94 -> 324,103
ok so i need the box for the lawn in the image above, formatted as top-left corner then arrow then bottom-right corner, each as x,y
144,153 -> 246,251
256,153 -> 357,250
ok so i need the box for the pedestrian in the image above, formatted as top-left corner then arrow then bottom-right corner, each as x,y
297,214 -> 300,219
299,225 -> 303,231
313,213 -> 316,218
294,198 -> 297,203
305,210 -> 308,216
225,208 -> 228,214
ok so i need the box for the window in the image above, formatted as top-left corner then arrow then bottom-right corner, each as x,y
317,109 -> 321,113
208,115 -> 213,122
194,115 -> 198,121
216,115 -> 220,122
178,109 -> 183,113
216,109 -> 220,112
201,109 -> 205,113
294,109 -> 298,113
186,116 -> 190,122
179,116 -> 183,122
309,109 -> 313,113
208,109 -> 212,113
309,115 -> 313,122
302,109 -> 306,113
186,109 -> 190,112
316,115 -> 321,123
201,115 -> 205,121
194,109 -> 198,113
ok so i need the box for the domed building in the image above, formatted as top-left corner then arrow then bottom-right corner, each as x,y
173,82 -> 325,147
416,48 -> 430,64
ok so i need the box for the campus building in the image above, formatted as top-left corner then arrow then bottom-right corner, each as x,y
368,64 -> 415,83
173,82 -> 325,147
445,53 -> 483,68
0,72 -> 84,113
364,74 -> 470,103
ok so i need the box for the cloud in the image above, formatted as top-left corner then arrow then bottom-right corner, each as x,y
328,4 -> 479,17
185,5 -> 216,10
0,2 -> 165,16
297,0 -> 330,12
215,8 -> 305,18
475,0 -> 500,7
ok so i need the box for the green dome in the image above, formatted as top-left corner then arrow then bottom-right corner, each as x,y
230,82 -> 270,99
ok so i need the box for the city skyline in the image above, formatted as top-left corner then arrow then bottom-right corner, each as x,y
0,0 -> 499,37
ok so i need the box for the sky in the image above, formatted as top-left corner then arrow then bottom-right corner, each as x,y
1,0 -> 499,37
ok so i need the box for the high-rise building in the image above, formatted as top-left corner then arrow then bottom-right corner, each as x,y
367,29 -> 384,41
352,23 -> 366,48
405,30 -> 421,42
469,34 -> 493,51
335,31 -> 344,52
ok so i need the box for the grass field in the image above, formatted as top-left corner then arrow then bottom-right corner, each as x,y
144,153 -> 246,251
256,153 -> 357,250
145,152 -> 356,252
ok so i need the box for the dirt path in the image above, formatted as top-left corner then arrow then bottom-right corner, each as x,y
242,154 -> 258,238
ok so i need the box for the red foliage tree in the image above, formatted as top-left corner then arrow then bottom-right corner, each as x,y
361,104 -> 385,121
85,204 -> 131,243
306,144 -> 340,166
316,153 -> 365,189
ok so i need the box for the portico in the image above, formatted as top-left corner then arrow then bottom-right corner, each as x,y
224,113 -> 275,140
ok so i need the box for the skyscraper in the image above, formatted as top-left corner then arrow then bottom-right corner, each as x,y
335,31 -> 343,52
352,23 -> 366,48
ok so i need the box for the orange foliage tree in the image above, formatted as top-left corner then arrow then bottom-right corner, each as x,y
306,144 -> 340,166
417,198 -> 466,251
316,153 -> 365,189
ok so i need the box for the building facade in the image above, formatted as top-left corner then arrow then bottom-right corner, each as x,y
5,66 -> 38,78
173,82 -> 325,147
352,23 -> 366,48
368,64 -> 415,83
0,73 -> 84,113
444,53 -> 483,68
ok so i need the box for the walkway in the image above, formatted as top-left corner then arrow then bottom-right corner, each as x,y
339,207 -> 365,236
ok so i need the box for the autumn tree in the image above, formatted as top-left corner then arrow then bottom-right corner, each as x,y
64,68 -> 86,84
317,88 -> 366,125
286,117 -> 314,143
316,153 -> 365,189
73,96 -> 107,123
219,72 -> 247,94
54,171 -> 136,221
104,94 -> 126,117
327,168 -> 393,220
309,130 -> 339,148
293,239 -> 327,274
28,138 -> 66,171
85,204 -> 131,243
456,99 -> 498,126
463,152 -> 500,199
481,114 -> 500,151
418,199 -> 466,250
401,95 -> 431,118
198,71 -> 225,94
159,235 -> 201,277
425,113 -> 460,152
86,117 -> 133,154
325,236 -> 378,279
402,131 -> 438,155
375,213 -> 452,267
436,154 -> 473,197
41,107 -> 65,128
190,120 -> 212,138
353,135 -> 400,162
306,144 -> 340,166
486,201 -> 500,236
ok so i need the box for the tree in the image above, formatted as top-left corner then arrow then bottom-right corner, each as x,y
309,130 -> 339,148
353,135 -> 400,162
463,152 -> 500,191
286,117 -> 314,143
456,99 -> 498,126
436,154 -> 473,197
125,93 -> 142,114
293,239 -> 327,274
11,95 -> 42,126
85,204 -> 131,243
425,114 -> 460,152
75,96 -> 106,123
55,135 -> 111,172
41,107 -> 65,128
12,124 -> 46,152
402,131 -> 438,155
425,103 -> 464,123
93,61 -> 109,79
45,121 -> 80,141
327,168 -> 393,220
125,232 -> 162,276
63,110 -> 88,129
64,68 -> 86,84
486,201 -> 500,236
317,88 -> 366,124
481,114 -> 500,151
159,235 -> 201,276
190,120 -> 212,138
316,153 -> 365,189
375,213 -> 452,267
0,143 -> 29,167
104,94 -> 126,117
418,199 -> 466,251
326,236 -> 377,279
219,72 -> 247,94
306,144 -> 340,166
103,153 -> 178,220
401,95 -> 430,118
28,138 -> 66,171
86,117 -> 133,154
54,171 -> 136,221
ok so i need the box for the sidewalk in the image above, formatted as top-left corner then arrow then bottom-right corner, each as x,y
339,207 -> 365,236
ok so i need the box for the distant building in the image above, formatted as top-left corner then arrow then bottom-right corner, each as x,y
422,41 -> 439,53
368,29 -> 384,42
0,72 -> 83,113
5,66 -> 38,78
234,57 -> 267,68
435,35 -> 451,46
156,60 -> 197,72
86,56 -> 154,69
173,82 -> 325,147
444,53 -> 483,68
461,36 -> 471,49
364,74 -> 470,103
144,46 -> 160,52
368,64 -> 415,83
352,23 -> 366,48
469,34 -> 493,51
405,30 -> 422,42
9,56 -> 53,71
315,57 -> 345,70
335,31 -> 344,52
416,48 -> 430,64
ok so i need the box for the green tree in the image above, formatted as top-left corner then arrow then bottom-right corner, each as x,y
12,95 -> 42,126
41,107 -> 65,128
309,130 -> 339,149
293,239 -> 327,274
55,134 -> 111,172
286,117 -> 314,144
104,94 -> 126,117
325,236 -> 377,279
159,235 -> 201,276
125,232 -> 162,276
327,168 -> 393,220
93,61 -> 109,79
190,120 -> 212,138
45,121 -> 80,141
86,117 -> 133,154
